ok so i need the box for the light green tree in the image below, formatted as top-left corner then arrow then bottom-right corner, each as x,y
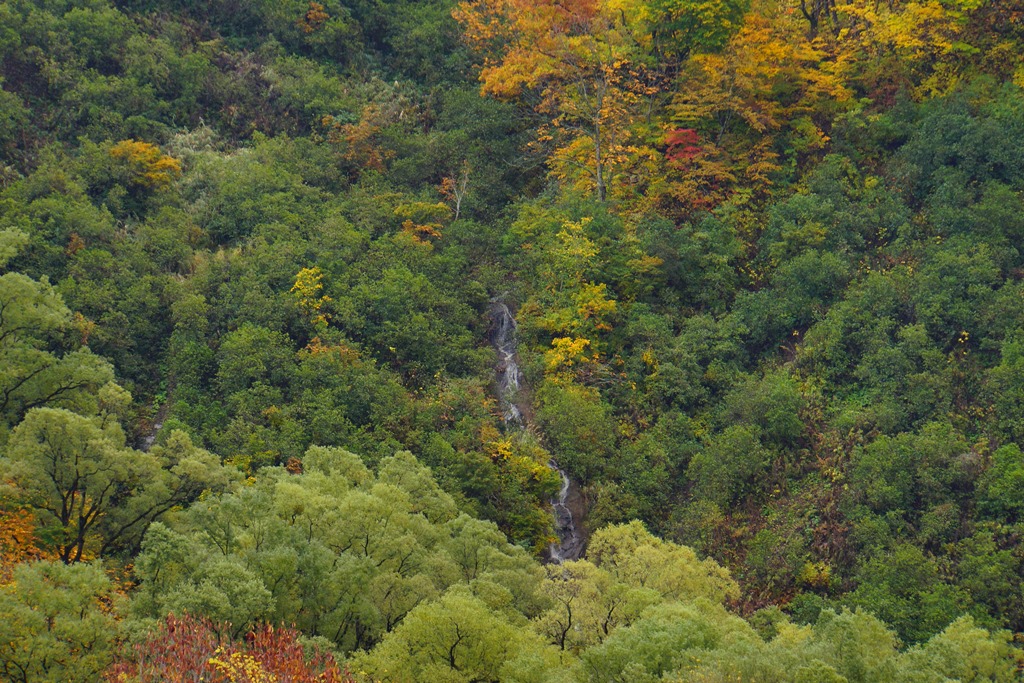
132,446 -> 546,652
586,521 -> 739,604
353,587 -> 567,683
534,559 -> 661,653
0,561 -> 121,683
1,407 -> 236,562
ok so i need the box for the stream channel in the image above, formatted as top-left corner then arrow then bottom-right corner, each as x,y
489,299 -> 585,562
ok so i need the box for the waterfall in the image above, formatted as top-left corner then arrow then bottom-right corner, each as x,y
489,299 -> 583,562
492,300 -> 523,427
548,464 -> 585,562
141,420 -> 162,451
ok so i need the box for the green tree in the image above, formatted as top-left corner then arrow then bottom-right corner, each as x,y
0,230 -> 113,430
977,444 -> 1024,524
586,521 -> 738,604
580,601 -> 757,683
534,559 -> 661,653
132,446 -> 544,652
0,561 -> 121,683
845,544 -> 970,644
896,616 -> 1022,683
353,587 -> 565,683
687,424 -> 771,506
1,407 -> 234,562
534,380 -> 617,482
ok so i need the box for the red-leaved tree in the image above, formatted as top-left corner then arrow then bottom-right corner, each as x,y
105,613 -> 353,683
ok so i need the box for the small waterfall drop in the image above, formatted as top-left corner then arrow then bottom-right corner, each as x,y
491,300 -> 523,427
548,463 -> 585,562
141,420 -> 162,451
488,299 -> 583,562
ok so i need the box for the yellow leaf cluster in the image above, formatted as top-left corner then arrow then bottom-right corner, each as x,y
545,336 -> 593,373
822,0 -> 982,97
208,650 -> 277,682
290,267 -> 332,328
574,282 -> 616,330
486,437 -> 515,461
109,140 -> 182,188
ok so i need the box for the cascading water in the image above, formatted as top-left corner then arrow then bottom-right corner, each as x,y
488,299 -> 584,562
548,463 -> 585,562
141,420 -> 163,451
491,300 -> 523,427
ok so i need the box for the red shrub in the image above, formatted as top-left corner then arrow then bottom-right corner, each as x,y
105,613 -> 353,683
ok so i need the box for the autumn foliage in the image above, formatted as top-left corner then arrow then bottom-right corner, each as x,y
299,2 -> 330,34
105,614 -> 351,683
0,508 -> 55,582
108,140 -> 182,188
291,267 -> 333,329
3,0 -> 1024,679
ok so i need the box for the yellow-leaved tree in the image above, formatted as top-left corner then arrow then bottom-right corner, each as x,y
660,0 -> 852,215
291,267 -> 332,332
455,0 -> 748,202
806,0 -> 987,99
109,140 -> 181,188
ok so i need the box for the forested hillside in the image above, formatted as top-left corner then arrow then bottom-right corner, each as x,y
1,0 -> 1023,680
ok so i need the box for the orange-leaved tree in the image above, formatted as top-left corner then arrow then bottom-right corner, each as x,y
455,0 -> 746,202
0,508 -> 57,583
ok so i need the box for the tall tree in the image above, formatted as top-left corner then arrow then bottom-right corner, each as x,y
0,230 -> 112,430
1,408 -> 235,562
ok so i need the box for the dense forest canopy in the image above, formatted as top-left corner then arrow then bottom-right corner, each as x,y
1,0 -> 1024,680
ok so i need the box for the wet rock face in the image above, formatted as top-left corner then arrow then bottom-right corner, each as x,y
490,300 -> 523,427
489,298 -> 584,563
548,464 -> 585,562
